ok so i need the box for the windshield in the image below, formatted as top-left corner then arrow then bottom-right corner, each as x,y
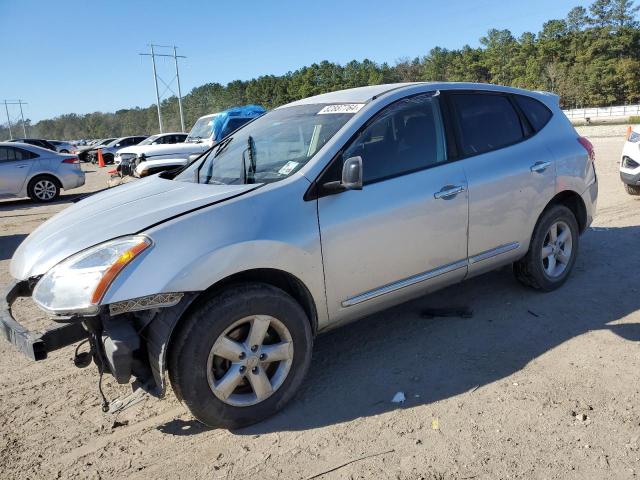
139,134 -> 161,146
100,138 -> 115,146
186,116 -> 215,142
175,104 -> 358,185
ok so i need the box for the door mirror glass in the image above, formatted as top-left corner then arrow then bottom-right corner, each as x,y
341,156 -> 363,190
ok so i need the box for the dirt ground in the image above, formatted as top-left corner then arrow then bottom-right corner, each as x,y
0,136 -> 639,480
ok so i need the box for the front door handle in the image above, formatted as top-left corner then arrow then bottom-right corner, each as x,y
434,184 -> 466,199
530,161 -> 551,173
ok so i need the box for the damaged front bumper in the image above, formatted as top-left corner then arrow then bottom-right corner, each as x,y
1,279 -> 197,397
1,281 -> 88,360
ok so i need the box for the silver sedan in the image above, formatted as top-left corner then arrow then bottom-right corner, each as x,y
0,142 -> 85,202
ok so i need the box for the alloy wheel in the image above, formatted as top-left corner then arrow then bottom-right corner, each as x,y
207,315 -> 294,407
33,180 -> 57,201
541,220 -> 573,278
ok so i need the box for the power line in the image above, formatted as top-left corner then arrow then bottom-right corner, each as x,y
3,100 -> 28,138
139,44 -> 187,133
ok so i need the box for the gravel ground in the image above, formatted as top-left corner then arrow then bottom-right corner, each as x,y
0,135 -> 639,480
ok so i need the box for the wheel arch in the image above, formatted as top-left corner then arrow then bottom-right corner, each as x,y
145,268 -> 319,395
542,189 -> 588,234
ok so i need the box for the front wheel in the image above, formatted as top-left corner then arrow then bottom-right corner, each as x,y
514,205 -> 579,291
168,283 -> 313,428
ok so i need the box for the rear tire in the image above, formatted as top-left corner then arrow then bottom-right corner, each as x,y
625,184 -> 640,196
168,283 -> 313,429
27,175 -> 60,202
514,205 -> 579,291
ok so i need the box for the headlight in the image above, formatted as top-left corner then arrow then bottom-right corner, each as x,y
33,236 -> 151,316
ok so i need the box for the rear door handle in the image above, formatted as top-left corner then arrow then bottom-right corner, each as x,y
15,164 -> 27,169
434,184 -> 466,199
530,161 -> 551,173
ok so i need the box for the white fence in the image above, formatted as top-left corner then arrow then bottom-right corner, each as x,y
562,104 -> 640,119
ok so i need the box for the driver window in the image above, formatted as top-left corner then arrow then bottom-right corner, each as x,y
343,93 -> 447,184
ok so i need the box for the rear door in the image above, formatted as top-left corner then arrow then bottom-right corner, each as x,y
446,91 -> 556,276
317,93 -> 469,323
0,146 -> 37,195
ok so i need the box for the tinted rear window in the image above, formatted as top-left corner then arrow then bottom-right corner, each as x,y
450,93 -> 524,156
513,95 -> 552,132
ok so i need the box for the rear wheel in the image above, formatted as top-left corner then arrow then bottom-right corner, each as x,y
168,283 -> 313,428
625,184 -> 640,196
514,205 -> 579,291
27,175 -> 60,202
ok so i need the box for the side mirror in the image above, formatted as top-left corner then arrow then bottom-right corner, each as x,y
341,156 -> 363,190
322,156 -> 363,193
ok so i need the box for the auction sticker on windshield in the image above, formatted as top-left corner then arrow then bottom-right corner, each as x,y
318,104 -> 365,114
278,161 -> 299,175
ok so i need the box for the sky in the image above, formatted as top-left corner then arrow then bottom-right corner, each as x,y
0,0 -> 592,123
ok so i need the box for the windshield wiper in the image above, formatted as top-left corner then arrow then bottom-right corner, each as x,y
213,136 -> 234,158
240,136 -> 257,184
246,136 -> 256,184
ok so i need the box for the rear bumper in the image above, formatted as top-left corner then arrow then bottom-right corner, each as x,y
0,281 -> 88,360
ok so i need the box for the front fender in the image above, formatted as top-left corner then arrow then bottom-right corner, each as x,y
101,175 -> 327,327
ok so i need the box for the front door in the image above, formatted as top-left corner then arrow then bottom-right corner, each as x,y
317,93 -> 469,324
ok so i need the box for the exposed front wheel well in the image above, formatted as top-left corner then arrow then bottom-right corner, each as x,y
543,190 -> 588,233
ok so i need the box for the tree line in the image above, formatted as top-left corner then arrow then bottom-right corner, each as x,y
2,0 -> 640,141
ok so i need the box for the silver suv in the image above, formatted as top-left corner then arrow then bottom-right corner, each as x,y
2,83 -> 597,428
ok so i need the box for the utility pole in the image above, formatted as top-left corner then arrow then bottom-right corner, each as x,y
139,44 -> 187,133
2,100 -> 29,138
174,46 -> 185,132
4,101 -> 12,139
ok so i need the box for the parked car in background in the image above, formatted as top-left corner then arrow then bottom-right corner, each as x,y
621,126 -> 640,195
113,105 -> 265,166
73,138 -> 115,162
1,83 -> 597,429
9,138 -> 57,151
114,133 -> 187,165
88,136 -> 148,164
49,140 -> 76,153
0,142 -> 84,202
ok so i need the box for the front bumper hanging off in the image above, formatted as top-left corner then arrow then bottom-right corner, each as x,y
1,279 -> 197,398
0,281 -> 88,361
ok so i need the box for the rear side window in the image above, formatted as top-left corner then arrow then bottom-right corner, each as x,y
513,95 -> 552,132
449,93 -> 524,156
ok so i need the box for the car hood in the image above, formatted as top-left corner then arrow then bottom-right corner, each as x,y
10,176 -> 259,280
117,141 -> 212,158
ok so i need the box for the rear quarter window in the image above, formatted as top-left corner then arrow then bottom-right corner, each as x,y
449,93 -> 524,157
513,95 -> 553,132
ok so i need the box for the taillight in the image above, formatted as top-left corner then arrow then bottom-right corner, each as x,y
62,157 -> 80,164
578,137 -> 595,163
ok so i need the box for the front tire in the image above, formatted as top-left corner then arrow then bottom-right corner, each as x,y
625,184 -> 640,196
168,283 -> 313,429
27,175 -> 60,202
514,205 -> 579,291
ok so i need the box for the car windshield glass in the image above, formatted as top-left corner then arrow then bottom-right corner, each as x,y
186,116 -> 215,142
139,134 -> 161,146
100,138 -> 115,146
174,104 -> 358,185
